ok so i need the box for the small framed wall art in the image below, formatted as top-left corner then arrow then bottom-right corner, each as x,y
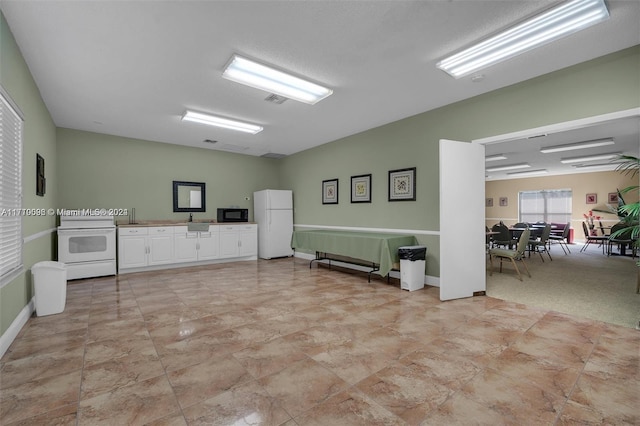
499,197 -> 508,207
388,167 -> 416,201
322,178 -> 339,204
36,153 -> 45,196
351,174 -> 371,203
586,193 -> 597,204
608,192 -> 618,204
486,198 -> 494,207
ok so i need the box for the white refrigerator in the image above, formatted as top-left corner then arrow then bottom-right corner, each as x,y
253,189 -> 294,259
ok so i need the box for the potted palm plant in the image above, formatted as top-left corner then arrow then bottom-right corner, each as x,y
611,155 -> 639,248
593,154 -> 639,301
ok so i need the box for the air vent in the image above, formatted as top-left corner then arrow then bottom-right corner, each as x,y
261,153 -> 287,159
219,143 -> 248,153
264,94 -> 288,104
203,139 -> 218,144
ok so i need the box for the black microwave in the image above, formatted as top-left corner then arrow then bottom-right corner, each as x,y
217,208 -> 249,222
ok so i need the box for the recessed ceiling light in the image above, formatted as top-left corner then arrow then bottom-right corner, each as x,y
486,163 -> 530,172
222,54 -> 332,105
485,154 -> 508,162
436,0 -> 609,78
540,138 -> 615,153
182,110 -> 263,134
560,152 -> 621,164
507,169 -> 548,177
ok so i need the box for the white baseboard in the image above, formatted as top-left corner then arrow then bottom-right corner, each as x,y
0,297 -> 34,358
293,252 -> 440,287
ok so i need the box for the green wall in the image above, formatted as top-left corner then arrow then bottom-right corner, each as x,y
280,45 -> 640,277
56,129 -> 282,222
1,12 -> 58,336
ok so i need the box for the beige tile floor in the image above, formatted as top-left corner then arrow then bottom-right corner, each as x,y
1,258 -> 638,425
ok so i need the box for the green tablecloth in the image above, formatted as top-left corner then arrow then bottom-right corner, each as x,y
291,230 -> 418,277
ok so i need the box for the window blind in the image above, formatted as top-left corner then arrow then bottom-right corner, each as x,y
0,89 -> 24,281
519,189 -> 572,224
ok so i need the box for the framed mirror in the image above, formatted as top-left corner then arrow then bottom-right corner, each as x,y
173,181 -> 206,212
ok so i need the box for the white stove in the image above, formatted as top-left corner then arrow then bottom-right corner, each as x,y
57,212 -> 116,280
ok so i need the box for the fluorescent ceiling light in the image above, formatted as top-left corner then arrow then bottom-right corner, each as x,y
560,152 -> 621,164
436,0 -> 610,78
222,55 -> 332,105
571,162 -> 621,169
181,110 -> 263,134
507,169 -> 549,177
485,154 -> 508,162
540,138 -> 615,153
486,163 -> 530,172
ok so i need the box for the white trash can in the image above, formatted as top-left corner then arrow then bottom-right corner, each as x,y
32,261 -> 67,316
398,245 -> 426,291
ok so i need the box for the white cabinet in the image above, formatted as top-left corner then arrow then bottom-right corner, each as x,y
118,227 -> 174,271
174,226 -> 219,262
118,227 -> 148,269
197,227 -> 220,260
174,230 -> 198,263
219,224 -> 257,258
148,227 -> 174,265
118,224 -> 256,274
239,224 -> 258,257
219,225 -> 240,258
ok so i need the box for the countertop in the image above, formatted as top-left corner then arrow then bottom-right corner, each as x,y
116,220 -> 256,227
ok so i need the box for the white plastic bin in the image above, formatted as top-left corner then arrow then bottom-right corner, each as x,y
32,261 -> 67,316
398,245 -> 426,291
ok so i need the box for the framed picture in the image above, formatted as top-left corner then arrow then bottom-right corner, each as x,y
586,193 -> 597,204
486,198 -> 493,207
36,153 -> 45,196
322,179 -> 339,204
351,174 -> 371,203
499,197 -> 508,207
388,167 -> 416,201
608,192 -> 618,204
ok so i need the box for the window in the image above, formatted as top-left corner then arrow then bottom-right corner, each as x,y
0,87 -> 24,283
519,189 -> 572,223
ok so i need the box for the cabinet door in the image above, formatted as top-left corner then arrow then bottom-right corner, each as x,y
174,232 -> 198,263
239,225 -> 257,256
219,229 -> 239,258
148,234 -> 174,265
198,230 -> 220,260
119,236 -> 147,269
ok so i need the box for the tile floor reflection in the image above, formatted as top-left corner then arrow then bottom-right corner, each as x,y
1,258 -> 638,425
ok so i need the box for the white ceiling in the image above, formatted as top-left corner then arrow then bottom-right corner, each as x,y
2,0 -> 639,178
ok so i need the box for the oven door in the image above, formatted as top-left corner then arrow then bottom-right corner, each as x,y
58,227 -> 116,263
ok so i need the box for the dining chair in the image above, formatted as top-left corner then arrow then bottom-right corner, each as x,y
548,222 -> 571,254
491,222 -> 512,249
607,222 -> 636,257
528,224 -> 552,261
488,228 -> 531,281
580,221 -> 607,254
510,222 -> 528,245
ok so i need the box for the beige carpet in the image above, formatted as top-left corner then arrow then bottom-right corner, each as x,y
486,241 -> 639,329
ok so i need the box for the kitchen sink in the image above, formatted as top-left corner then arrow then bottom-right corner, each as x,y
187,222 -> 210,232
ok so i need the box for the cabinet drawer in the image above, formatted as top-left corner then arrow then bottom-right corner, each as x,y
119,227 -> 148,236
238,224 -> 257,231
174,225 -> 219,235
219,225 -> 239,232
148,226 -> 174,235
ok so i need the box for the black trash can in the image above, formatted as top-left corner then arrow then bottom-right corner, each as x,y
398,245 -> 427,291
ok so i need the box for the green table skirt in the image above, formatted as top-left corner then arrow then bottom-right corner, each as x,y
291,230 -> 418,277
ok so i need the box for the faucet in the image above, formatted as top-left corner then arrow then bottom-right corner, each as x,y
189,213 -> 193,222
